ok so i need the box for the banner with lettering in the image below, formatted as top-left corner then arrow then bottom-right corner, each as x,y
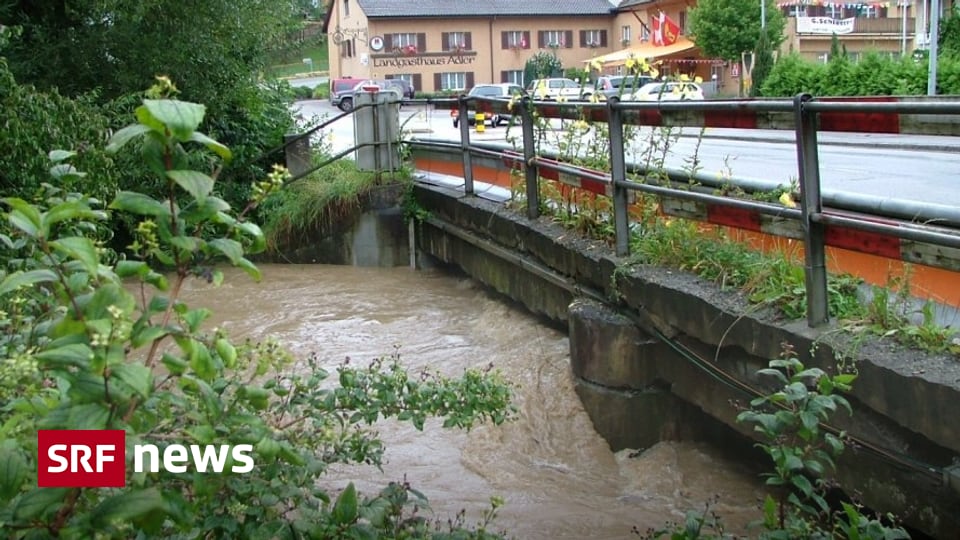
796,16 -> 856,34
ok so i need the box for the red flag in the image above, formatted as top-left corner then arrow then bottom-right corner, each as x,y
651,11 -> 681,46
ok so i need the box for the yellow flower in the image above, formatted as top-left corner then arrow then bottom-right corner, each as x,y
508,94 -> 520,111
694,76 -> 703,84
590,59 -> 603,72
589,93 -> 605,103
679,73 -> 690,82
649,67 -> 659,79
625,57 -> 636,71
557,95 -> 568,102
572,119 -> 590,131
779,192 -> 797,208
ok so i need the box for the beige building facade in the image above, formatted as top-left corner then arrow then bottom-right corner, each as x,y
324,0 -> 944,96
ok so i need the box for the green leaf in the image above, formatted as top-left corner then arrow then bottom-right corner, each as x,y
49,163 -> 87,181
116,260 -> 150,279
332,483 -> 359,525
183,308 -> 212,333
106,124 -> 152,153
91,488 -> 165,527
0,269 -> 59,297
3,198 -> 42,237
236,221 -> 266,254
790,474 -> 815,497
13,487 -> 70,521
35,343 -> 94,369
167,170 -> 214,202
188,341 -> 216,381
109,191 -> 171,217
161,353 -> 188,375
143,99 -> 206,140
49,236 -> 100,276
42,201 -> 101,236
131,325 -> 170,348
111,364 -> 153,398
207,238 -> 243,264
0,441 -> 27,499
186,425 -> 216,445
236,257 -> 262,282
188,131 -> 232,162
49,150 -> 77,162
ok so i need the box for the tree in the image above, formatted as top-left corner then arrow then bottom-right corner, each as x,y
751,31 -> 775,96
524,51 -> 563,85
688,0 -> 786,63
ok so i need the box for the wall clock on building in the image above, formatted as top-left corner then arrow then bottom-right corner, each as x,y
369,36 -> 384,52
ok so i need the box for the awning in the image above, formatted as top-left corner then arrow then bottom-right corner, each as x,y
585,37 -> 698,67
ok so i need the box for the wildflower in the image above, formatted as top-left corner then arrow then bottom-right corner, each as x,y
107,305 -> 123,319
590,59 -> 603,72
779,192 -> 797,208
572,119 -> 590,131
508,93 -> 521,112
694,76 -> 703,84
679,74 -> 690,82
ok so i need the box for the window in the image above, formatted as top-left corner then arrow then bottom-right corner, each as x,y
640,24 -> 650,42
502,30 -> 530,49
340,38 -> 355,58
825,4 -> 843,17
445,31 -> 469,50
858,4 -> 886,17
501,70 -> 524,86
784,5 -> 806,17
817,52 -> 830,63
621,25 -> 632,44
580,29 -> 606,48
439,72 -> 468,91
343,0 -> 349,17
391,33 -> 418,49
539,30 -> 572,48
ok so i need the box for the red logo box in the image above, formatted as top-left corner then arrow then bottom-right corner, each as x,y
37,430 -> 126,488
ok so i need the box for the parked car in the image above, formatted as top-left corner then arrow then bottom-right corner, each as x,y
526,78 -> 594,101
627,81 -> 704,101
595,75 -> 657,99
330,77 -> 360,111
452,83 -> 526,128
386,78 -> 415,100
336,79 -> 404,112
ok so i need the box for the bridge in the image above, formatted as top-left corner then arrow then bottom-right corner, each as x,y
282,91 -> 960,538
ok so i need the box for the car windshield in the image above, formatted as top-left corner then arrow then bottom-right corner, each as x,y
334,80 -> 355,91
471,86 -> 503,96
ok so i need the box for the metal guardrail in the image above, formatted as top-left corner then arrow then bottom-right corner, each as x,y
410,93 -> 960,328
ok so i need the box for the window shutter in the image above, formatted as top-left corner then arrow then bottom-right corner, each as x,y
538,31 -> 545,48
501,32 -> 509,49
466,72 -> 474,88
413,74 -> 422,94
523,31 -> 531,49
417,33 -> 426,52
600,30 -> 608,47
565,30 -> 574,48
500,70 -> 508,83
434,73 -> 442,92
384,34 -> 393,50
441,32 -> 449,51
579,30 -> 587,47
465,32 -> 472,50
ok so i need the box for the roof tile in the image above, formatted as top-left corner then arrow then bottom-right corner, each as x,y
357,0 -> 616,18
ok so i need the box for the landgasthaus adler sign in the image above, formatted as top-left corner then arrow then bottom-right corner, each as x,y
796,16 -> 856,34
372,54 -> 477,68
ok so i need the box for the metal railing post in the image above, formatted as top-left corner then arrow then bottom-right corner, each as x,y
519,96 -> 540,219
794,93 -> 829,327
458,94 -> 474,195
607,97 -> 630,257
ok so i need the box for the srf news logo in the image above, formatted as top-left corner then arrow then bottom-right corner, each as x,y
37,430 -> 255,488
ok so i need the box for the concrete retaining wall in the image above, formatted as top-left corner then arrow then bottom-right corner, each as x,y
413,182 -> 960,539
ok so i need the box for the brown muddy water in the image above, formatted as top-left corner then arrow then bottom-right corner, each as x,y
178,263 -> 767,539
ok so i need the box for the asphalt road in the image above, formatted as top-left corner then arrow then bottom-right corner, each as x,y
291,98 -> 960,214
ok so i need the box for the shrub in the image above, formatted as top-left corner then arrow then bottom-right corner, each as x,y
0,81 -> 516,539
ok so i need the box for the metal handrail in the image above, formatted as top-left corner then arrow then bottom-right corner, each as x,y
413,92 -> 960,328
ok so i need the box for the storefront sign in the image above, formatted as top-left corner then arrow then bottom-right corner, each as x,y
796,16 -> 855,34
372,53 -> 477,68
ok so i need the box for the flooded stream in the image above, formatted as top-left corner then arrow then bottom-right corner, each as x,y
179,263 -> 766,539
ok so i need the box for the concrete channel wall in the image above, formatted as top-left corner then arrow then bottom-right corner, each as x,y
411,181 -> 960,539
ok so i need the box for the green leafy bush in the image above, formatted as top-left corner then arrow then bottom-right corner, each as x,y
0,82 -> 515,539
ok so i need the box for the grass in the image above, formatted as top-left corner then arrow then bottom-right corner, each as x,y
259,158 -> 394,253
267,40 -> 329,79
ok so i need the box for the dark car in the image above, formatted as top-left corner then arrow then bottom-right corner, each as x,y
452,83 -> 526,128
595,75 -> 656,99
386,78 -> 415,100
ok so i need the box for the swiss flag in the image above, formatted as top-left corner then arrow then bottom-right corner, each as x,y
651,11 -> 681,46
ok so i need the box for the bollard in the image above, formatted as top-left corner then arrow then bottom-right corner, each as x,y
475,112 -> 485,133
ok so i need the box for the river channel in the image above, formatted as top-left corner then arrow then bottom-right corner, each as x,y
179,263 -> 766,539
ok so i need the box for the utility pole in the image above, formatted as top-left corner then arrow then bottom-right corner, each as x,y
761,0 -> 766,30
929,0 -> 940,95
901,0 -> 909,56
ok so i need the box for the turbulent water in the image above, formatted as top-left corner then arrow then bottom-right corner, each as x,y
178,263 -> 766,539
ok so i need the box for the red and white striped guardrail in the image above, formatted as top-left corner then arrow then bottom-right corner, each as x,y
499,150 -> 960,272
